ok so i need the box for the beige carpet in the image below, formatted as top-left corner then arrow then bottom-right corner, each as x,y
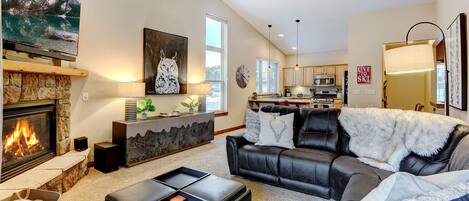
61,130 -> 329,201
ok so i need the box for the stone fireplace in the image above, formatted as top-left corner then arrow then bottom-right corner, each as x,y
2,72 -> 72,181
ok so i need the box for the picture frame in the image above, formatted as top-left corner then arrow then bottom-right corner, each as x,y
357,65 -> 371,84
144,28 -> 188,95
447,13 -> 467,111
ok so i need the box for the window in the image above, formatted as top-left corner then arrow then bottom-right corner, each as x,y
205,15 -> 227,112
436,62 -> 446,104
256,59 -> 279,94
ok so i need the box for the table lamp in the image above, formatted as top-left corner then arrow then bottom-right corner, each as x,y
188,83 -> 213,112
117,82 -> 146,121
383,22 -> 449,116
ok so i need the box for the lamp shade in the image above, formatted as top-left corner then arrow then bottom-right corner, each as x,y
117,82 -> 145,98
188,83 -> 213,95
384,44 -> 435,75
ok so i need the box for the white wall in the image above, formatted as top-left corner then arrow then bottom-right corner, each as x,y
70,0 -> 285,152
436,0 -> 469,122
285,50 -> 347,67
347,3 -> 437,107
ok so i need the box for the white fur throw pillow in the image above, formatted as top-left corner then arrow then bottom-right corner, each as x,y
256,112 -> 295,149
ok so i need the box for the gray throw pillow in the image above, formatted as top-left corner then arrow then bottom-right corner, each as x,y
243,109 -> 261,143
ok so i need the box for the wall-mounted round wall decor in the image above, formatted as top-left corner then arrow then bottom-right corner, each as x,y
236,65 -> 250,88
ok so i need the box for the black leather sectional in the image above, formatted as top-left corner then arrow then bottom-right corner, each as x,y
226,106 -> 469,201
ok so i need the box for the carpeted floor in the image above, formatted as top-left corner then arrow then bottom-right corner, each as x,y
61,130 -> 329,201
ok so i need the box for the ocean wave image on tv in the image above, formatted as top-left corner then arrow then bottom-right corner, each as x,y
2,0 -> 81,55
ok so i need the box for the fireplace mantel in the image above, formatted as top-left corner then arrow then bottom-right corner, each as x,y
3,60 -> 88,77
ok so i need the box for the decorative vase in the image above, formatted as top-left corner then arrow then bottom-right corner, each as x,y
141,112 -> 148,120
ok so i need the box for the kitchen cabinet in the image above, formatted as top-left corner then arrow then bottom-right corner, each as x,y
283,68 -> 295,87
303,67 -> 314,86
325,66 -> 336,75
335,65 -> 348,86
294,68 -> 304,86
313,66 -> 336,76
283,64 -> 348,87
283,68 -> 304,86
313,67 -> 325,76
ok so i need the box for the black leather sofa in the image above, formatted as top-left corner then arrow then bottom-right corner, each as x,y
226,106 -> 469,201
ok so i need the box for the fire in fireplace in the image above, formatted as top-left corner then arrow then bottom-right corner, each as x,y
3,118 -> 46,166
2,101 -> 56,182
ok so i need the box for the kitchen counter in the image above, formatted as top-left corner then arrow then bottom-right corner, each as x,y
248,98 -> 312,108
248,97 -> 344,109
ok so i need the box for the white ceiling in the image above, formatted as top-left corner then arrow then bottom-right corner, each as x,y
223,0 -> 435,55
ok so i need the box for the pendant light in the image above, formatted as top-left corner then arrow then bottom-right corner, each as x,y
295,19 -> 300,71
268,24 -> 272,72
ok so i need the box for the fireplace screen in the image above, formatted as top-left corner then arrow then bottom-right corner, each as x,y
2,103 -> 55,181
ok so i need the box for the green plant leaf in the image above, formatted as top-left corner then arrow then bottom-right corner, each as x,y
136,108 -> 144,114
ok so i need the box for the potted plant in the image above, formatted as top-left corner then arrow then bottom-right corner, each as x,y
180,97 -> 200,113
137,98 -> 156,119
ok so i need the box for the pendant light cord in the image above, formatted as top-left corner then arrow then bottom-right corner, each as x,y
296,19 -> 300,68
268,25 -> 272,70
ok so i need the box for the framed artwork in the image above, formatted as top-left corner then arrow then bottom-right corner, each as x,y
447,13 -> 467,111
357,65 -> 371,84
144,28 -> 188,95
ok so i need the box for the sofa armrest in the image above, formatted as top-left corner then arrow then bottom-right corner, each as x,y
340,174 -> 380,201
226,134 -> 251,175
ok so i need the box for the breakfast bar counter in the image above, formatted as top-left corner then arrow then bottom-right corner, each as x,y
248,98 -> 312,108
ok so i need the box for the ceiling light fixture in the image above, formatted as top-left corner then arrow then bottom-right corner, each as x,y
295,19 -> 300,71
291,47 -> 297,50
268,24 -> 272,71
278,34 -> 285,37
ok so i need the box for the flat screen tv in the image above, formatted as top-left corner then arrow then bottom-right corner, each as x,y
2,0 -> 81,56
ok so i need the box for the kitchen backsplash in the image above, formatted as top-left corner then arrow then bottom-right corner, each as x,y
286,86 -> 341,96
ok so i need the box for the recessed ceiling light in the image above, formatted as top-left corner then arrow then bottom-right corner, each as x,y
291,47 -> 297,50
278,34 -> 285,37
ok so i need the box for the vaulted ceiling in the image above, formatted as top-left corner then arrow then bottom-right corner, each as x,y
223,0 -> 435,55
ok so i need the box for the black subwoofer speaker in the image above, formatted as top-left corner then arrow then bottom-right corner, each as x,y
94,142 -> 119,173
74,137 -> 88,151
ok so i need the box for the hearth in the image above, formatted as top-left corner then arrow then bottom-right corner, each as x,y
2,101 -> 56,182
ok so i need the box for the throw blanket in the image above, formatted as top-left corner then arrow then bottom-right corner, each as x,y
338,107 -> 464,172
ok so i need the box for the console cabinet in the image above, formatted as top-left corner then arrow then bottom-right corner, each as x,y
112,113 -> 214,167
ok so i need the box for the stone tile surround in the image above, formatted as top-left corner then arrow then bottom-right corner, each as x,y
0,149 -> 90,201
2,71 -> 89,199
3,72 -> 71,155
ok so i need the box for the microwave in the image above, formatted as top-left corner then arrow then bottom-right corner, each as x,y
313,75 -> 336,87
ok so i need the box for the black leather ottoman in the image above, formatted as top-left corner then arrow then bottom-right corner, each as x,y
183,175 -> 251,201
105,180 -> 175,201
105,167 -> 251,201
